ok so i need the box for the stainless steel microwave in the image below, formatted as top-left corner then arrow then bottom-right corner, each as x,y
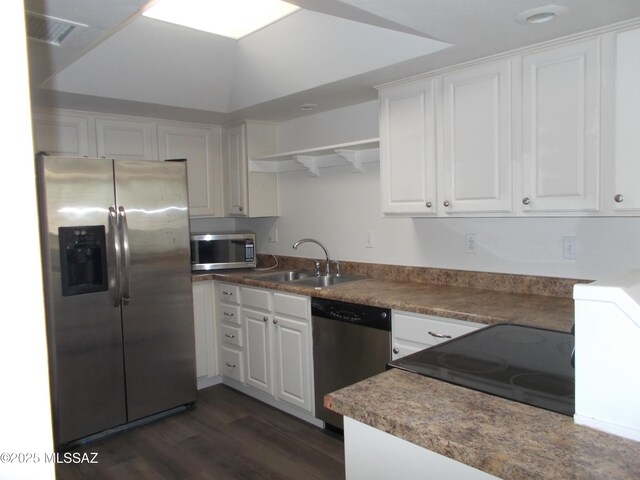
190,232 -> 256,271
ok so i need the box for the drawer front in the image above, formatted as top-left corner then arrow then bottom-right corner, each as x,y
217,283 -> 240,304
220,324 -> 242,347
274,292 -> 309,320
219,303 -> 241,326
242,287 -> 272,311
393,311 -> 482,349
221,346 -> 243,382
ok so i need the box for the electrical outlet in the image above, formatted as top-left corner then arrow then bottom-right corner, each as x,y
563,236 -> 579,260
366,231 -> 374,248
465,233 -> 477,254
268,228 -> 278,243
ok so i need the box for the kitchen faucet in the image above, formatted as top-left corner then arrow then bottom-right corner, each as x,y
292,238 -> 331,276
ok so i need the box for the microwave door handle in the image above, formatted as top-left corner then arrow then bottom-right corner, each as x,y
118,206 -> 131,305
109,207 -> 122,307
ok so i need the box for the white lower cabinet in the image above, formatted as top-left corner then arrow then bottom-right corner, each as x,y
242,287 -> 313,414
392,310 -> 483,360
216,282 -> 243,383
213,281 -> 315,421
192,281 -> 219,388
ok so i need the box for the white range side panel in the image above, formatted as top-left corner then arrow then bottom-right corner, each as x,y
573,269 -> 640,442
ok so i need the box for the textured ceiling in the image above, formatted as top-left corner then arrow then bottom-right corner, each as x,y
25,0 -> 640,123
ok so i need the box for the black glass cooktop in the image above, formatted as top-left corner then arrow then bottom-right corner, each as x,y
388,324 -> 575,416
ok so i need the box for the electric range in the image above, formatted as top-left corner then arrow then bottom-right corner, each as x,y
388,323 -> 575,416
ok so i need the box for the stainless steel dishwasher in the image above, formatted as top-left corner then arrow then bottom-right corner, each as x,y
311,297 -> 391,431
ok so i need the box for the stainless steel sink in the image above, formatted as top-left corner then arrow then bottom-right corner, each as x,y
247,270 -> 366,287
294,274 -> 366,288
247,270 -> 316,283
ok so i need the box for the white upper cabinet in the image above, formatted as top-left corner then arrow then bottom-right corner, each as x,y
379,78 -> 437,215
32,110 -> 223,218
96,117 -> 158,160
519,39 -> 601,213
31,111 -> 95,157
441,59 -> 512,214
377,27 -> 626,217
611,27 -> 640,212
157,123 -> 223,217
222,121 -> 279,217
222,124 -> 248,216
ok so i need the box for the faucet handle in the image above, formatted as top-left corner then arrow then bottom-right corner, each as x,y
333,260 -> 341,277
313,260 -> 321,276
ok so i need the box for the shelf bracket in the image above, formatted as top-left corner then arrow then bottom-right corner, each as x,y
336,149 -> 362,173
294,155 -> 320,177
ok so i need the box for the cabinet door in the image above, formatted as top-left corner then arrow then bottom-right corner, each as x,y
243,307 -> 273,394
272,314 -> 312,412
222,124 -> 248,216
520,39 -> 600,213
379,78 -> 437,215
158,124 -> 222,217
32,111 -> 94,157
441,59 -> 512,213
96,118 -> 158,160
192,282 -> 216,379
612,28 -> 640,212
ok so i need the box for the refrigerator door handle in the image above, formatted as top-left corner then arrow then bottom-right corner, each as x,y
118,206 -> 132,305
109,206 -> 122,307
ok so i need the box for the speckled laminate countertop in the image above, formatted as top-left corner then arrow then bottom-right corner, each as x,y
325,368 -> 640,480
193,269 -> 575,331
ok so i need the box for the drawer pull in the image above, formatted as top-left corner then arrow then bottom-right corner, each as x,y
428,331 -> 452,339
223,312 -> 235,317
225,362 -> 236,368
224,333 -> 235,339
222,291 -> 233,296
392,347 -> 399,354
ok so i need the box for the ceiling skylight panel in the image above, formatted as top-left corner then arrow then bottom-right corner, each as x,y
142,0 -> 300,39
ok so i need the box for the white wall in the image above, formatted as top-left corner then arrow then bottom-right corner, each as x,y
240,101 -> 640,281
1,2 -> 55,479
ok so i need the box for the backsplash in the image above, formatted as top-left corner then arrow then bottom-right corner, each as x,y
257,254 -> 590,298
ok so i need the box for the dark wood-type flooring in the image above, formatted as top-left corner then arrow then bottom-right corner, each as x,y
56,385 -> 345,479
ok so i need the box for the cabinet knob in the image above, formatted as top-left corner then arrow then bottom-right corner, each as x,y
614,194 -> 624,203
263,316 -> 268,322
239,206 -> 244,212
392,347 -> 399,355
443,200 -> 450,207
425,201 -> 432,208
273,319 -> 278,325
522,197 -> 531,205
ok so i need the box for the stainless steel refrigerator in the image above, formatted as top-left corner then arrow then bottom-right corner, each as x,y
36,155 -> 196,449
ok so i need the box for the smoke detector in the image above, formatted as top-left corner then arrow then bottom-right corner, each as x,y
25,11 -> 87,46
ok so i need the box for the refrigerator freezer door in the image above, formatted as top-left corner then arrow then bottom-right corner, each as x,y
114,160 -> 196,421
37,156 -> 127,446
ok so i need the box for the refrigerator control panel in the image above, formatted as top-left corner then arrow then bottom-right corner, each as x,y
58,225 -> 108,296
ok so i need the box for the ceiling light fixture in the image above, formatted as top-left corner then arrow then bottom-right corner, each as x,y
516,5 -> 567,25
142,0 -> 300,39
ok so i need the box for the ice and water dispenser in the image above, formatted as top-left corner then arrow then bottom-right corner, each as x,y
58,225 -> 108,296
